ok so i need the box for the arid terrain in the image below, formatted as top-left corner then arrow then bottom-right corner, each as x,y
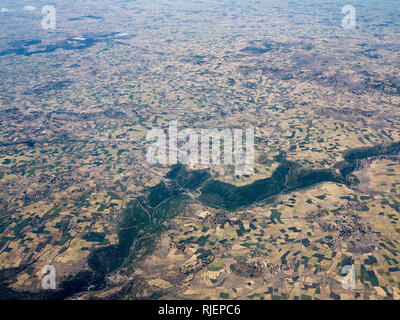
0,0 -> 400,300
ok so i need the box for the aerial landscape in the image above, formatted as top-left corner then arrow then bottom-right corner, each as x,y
0,0 -> 400,301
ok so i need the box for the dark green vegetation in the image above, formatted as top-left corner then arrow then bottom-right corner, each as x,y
0,165 -> 193,299
88,200 -> 151,274
0,267 -> 104,300
88,165 -> 210,276
83,140 -> 400,280
68,15 -> 104,21
88,193 -> 189,275
338,141 -> 400,178
2,141 -> 399,299
165,164 -> 211,191
240,41 -> 275,55
0,32 -> 136,57
198,160 -> 341,210
199,141 -> 400,210
88,165 -> 211,275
